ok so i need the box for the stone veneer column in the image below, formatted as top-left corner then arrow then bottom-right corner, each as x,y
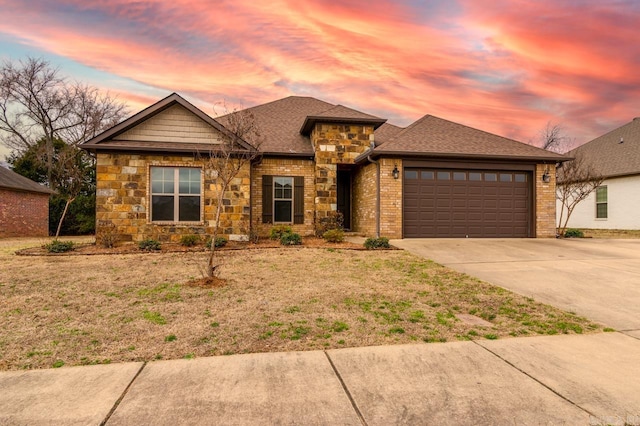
310,123 -> 374,222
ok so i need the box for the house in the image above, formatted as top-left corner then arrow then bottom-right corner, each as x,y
0,165 -> 55,238
557,117 -> 640,230
82,93 -> 566,242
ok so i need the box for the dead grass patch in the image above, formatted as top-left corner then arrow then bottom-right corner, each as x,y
0,238 -> 602,371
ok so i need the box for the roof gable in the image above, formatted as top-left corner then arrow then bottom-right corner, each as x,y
570,118 -> 640,178
375,115 -> 567,162
0,166 -> 55,194
83,93 -> 254,152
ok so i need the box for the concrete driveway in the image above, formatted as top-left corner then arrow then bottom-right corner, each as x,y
392,238 -> 640,335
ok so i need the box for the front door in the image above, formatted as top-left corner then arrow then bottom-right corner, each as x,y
337,170 -> 351,230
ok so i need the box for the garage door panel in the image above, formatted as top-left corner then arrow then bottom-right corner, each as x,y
403,167 -> 531,238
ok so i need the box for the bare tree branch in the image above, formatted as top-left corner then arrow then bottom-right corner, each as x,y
556,151 -> 604,236
199,105 -> 262,278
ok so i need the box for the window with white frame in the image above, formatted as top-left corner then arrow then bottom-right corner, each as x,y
273,176 -> 293,223
596,185 -> 607,219
150,167 -> 201,222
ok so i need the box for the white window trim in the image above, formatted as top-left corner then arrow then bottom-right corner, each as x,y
149,166 -> 203,224
595,185 -> 608,220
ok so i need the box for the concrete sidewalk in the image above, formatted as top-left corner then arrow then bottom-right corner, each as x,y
1,333 -> 639,425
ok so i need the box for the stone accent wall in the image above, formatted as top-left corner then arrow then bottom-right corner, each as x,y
379,158 -> 403,239
310,123 -> 375,223
251,157 -> 315,237
535,163 -> 557,237
95,153 -> 250,243
0,189 -> 50,237
351,162 -> 378,236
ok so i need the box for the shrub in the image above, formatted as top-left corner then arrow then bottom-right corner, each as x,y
315,211 -> 344,237
180,234 -> 200,247
138,238 -> 161,251
205,236 -> 228,248
364,237 -> 390,250
564,228 -> 584,238
280,232 -> 302,245
96,223 -> 119,248
44,240 -> 74,253
323,229 -> 344,243
270,225 -> 292,240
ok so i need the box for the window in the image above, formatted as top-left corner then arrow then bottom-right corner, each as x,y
262,175 -> 304,224
437,171 -> 451,180
596,186 -> 607,219
404,170 -> 418,179
484,173 -> 497,182
150,167 -> 201,222
453,172 -> 466,181
421,171 -> 434,180
469,172 -> 482,181
274,177 -> 293,223
500,173 -> 512,182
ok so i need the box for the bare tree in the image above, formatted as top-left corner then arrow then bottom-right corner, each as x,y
556,151 -> 604,236
200,107 -> 262,278
0,57 -> 128,183
537,122 -> 568,153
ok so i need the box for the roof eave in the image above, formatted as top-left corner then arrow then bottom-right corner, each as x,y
300,116 -> 387,135
367,150 -> 570,163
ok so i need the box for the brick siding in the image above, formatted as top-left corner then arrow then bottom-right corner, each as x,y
0,188 -> 50,237
251,157 -> 316,237
535,164 -> 557,237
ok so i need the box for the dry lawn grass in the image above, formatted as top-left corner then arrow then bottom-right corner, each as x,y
0,238 -> 602,371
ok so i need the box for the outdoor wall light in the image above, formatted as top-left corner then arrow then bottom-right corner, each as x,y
392,165 -> 400,179
542,168 -> 551,183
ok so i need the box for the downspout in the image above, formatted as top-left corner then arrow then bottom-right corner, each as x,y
365,141 -> 381,238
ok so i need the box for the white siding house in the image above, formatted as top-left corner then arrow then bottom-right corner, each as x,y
557,117 -> 640,231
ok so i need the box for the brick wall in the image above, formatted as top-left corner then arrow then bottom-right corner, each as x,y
95,153 -> 250,242
0,189 -> 50,237
352,162 -> 377,236
251,157 -> 316,236
535,163 -> 557,237
379,158 -> 403,238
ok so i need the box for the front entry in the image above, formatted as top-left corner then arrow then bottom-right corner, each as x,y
337,169 -> 352,230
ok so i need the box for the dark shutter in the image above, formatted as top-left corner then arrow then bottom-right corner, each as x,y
294,176 -> 304,224
262,175 -> 273,224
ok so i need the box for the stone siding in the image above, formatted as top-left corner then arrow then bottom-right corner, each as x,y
351,162 -> 378,236
95,153 -> 250,243
310,123 -> 374,223
535,163 -> 557,237
251,157 -> 315,236
0,189 -> 50,237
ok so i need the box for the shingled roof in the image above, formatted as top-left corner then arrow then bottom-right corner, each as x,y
217,96 -> 333,156
568,117 -> 640,178
0,166 -> 55,194
373,115 -> 567,162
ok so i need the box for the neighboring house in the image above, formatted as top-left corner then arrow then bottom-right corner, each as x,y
0,165 -> 55,238
557,117 -> 640,230
82,93 -> 565,242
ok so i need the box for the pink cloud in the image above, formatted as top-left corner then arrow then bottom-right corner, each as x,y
0,0 -> 638,148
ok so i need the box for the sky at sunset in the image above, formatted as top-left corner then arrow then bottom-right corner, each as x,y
1,0 -> 639,159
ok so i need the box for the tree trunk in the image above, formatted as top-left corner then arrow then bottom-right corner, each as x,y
55,196 -> 75,238
207,191 -> 225,278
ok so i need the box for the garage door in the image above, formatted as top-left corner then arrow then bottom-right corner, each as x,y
403,168 -> 531,238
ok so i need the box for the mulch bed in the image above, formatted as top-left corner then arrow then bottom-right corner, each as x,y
14,237 -> 386,256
